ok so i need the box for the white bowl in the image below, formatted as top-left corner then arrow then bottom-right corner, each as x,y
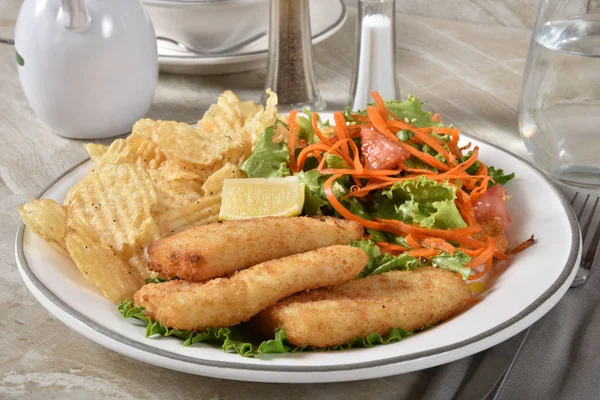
143,0 -> 269,54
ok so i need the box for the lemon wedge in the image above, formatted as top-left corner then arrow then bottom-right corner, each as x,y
219,176 -> 305,220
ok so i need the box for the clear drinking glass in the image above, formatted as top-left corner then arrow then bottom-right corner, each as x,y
349,0 -> 399,111
262,0 -> 325,111
519,0 -> 600,187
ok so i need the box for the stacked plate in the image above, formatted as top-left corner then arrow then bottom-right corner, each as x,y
142,0 -> 347,75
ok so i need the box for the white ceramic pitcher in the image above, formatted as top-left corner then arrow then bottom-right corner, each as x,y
15,0 -> 158,139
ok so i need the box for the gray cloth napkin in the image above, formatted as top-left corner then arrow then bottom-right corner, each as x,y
421,183 -> 600,400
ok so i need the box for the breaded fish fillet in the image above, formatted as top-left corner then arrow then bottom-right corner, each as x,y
147,216 -> 364,281
134,245 -> 368,330
253,268 -> 471,348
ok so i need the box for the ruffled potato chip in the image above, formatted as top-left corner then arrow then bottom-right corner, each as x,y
156,194 -> 221,237
201,163 -> 246,197
150,120 -> 246,176
90,134 -> 166,171
83,143 -> 109,163
198,90 -> 246,134
18,198 -> 69,255
65,163 -> 160,261
149,168 -> 203,211
242,89 -> 279,149
66,219 -> 145,302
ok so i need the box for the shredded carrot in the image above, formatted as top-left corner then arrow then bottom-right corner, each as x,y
469,258 -> 493,280
324,174 -> 389,231
368,107 -> 451,172
287,110 -> 299,173
312,112 -> 332,145
376,242 -> 409,253
444,147 -> 479,175
421,237 -> 456,253
459,142 -> 472,151
434,127 -> 460,147
350,114 -> 371,123
345,181 -> 395,198
398,161 -> 436,175
463,248 -> 486,257
370,91 -> 389,120
296,143 -> 332,171
476,161 -> 488,177
508,235 -> 535,255
318,168 -> 403,177
333,112 -> 350,160
432,113 -> 443,123
466,236 -> 496,270
405,234 -> 422,249
316,139 -> 357,171
374,218 -> 481,240
388,121 -> 458,166
407,248 -> 439,258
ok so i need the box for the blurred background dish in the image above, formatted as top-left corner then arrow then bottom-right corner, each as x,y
143,0 -> 269,55
153,0 -> 346,75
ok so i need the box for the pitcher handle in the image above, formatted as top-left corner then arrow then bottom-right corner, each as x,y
61,0 -> 88,29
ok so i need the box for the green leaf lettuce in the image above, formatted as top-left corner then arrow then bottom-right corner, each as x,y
431,251 -> 472,280
371,176 -> 467,230
487,166 -> 515,187
351,238 -> 418,278
118,301 -> 412,357
240,122 -> 290,178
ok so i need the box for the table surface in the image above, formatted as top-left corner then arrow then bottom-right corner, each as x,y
0,3 -> 534,399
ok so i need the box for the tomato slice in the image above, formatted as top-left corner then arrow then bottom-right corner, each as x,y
473,184 -> 512,230
361,126 -> 410,170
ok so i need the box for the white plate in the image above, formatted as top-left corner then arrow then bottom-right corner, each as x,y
158,0 -> 347,75
15,133 -> 580,383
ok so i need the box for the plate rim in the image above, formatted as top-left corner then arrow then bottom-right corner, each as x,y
15,133 -> 580,374
157,0 -> 347,62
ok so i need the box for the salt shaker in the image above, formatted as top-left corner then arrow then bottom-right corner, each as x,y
262,0 -> 325,111
349,0 -> 400,111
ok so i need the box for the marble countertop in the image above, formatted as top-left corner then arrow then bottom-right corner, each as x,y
0,3 -> 533,399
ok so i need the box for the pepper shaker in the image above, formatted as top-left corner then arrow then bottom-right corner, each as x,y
349,0 -> 400,111
262,0 -> 325,111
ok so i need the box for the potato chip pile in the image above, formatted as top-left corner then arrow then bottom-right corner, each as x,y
19,90 -> 278,302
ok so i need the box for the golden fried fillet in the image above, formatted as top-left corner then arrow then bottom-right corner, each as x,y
147,216 -> 364,281
253,268 -> 471,348
134,245 -> 368,330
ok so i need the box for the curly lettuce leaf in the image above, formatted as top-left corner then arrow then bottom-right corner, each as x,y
145,277 -> 172,284
118,301 -> 291,357
431,251 -> 472,280
296,328 -> 412,352
487,166 -> 515,187
458,151 -> 481,175
371,176 -> 467,230
325,154 -> 350,169
240,122 -> 290,178
297,109 -> 332,145
295,170 -> 368,219
351,238 -> 418,278
348,95 -> 439,129
295,170 -> 336,215
118,301 -> 412,357
384,95 -> 441,128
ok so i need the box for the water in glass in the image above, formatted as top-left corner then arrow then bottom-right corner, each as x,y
519,17 -> 600,186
